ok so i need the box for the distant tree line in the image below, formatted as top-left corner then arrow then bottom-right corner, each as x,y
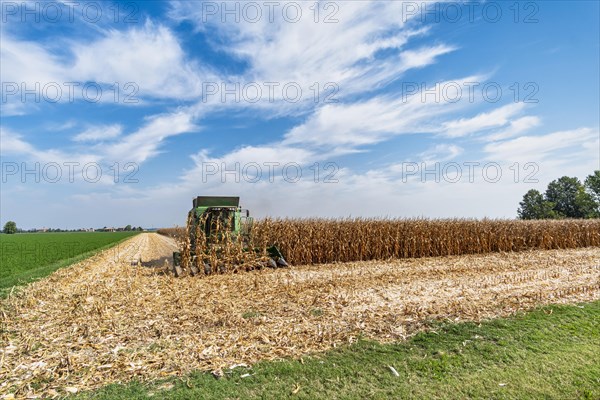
96,225 -> 144,232
518,171 -> 600,219
2,222 -> 144,234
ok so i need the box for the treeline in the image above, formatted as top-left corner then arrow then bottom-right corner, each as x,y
2,221 -> 144,234
518,171 -> 600,220
95,226 -> 144,232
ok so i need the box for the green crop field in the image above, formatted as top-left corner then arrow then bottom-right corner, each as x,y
0,232 -> 138,294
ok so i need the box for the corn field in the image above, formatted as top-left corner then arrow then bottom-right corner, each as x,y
158,219 -> 600,266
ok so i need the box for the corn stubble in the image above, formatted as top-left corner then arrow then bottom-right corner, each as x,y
159,219 -> 600,267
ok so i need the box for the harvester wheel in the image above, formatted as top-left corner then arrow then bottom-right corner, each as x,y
173,265 -> 183,277
173,252 -> 181,266
276,257 -> 289,267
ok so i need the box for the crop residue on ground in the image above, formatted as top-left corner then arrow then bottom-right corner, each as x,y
0,233 -> 598,398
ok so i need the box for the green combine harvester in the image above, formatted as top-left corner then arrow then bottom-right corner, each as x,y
172,196 -> 288,277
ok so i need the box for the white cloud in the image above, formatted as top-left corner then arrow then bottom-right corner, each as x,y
100,110 -> 198,164
441,103 -> 528,138
483,127 -> 598,165
282,75 -> 482,149
483,116 -> 541,141
0,22 -> 214,108
73,125 -> 123,142
0,102 -> 31,117
1,126 -> 99,166
1,110 -> 197,169
0,35 -> 69,115
0,35 -> 67,84
71,21 -> 212,100
399,45 -> 457,70
418,144 -> 464,162
192,145 -> 314,167
171,1 -> 455,109
0,127 -> 36,154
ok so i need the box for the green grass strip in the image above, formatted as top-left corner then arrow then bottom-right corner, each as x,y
76,301 -> 599,400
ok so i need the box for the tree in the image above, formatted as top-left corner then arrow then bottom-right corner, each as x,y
518,172 -> 600,219
578,172 -> 600,218
585,170 -> 600,203
545,176 -> 586,218
575,187 -> 598,218
125,225 -> 132,231
517,189 -> 558,220
3,221 -> 17,234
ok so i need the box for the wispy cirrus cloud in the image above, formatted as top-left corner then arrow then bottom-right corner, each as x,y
1,126 -> 99,166
483,127 -> 598,164
73,124 -> 123,142
70,21 -> 215,100
1,110 -> 198,166
418,143 -> 464,162
99,110 -> 198,164
441,103 -> 529,138
1,21 -> 216,113
282,75 -> 483,149
482,116 -> 541,141
170,0 -> 455,110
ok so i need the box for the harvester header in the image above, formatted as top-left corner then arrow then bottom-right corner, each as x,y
172,195 -> 288,277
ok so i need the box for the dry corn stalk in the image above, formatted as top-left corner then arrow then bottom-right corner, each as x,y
159,218 -> 600,265
166,213 -> 270,276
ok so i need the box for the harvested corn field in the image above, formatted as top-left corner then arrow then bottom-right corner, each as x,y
159,219 -> 600,266
1,233 -> 598,398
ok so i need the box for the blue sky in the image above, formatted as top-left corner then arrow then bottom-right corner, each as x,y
1,0 -> 599,229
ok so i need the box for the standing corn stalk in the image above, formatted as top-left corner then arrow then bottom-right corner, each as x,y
159,216 -> 600,270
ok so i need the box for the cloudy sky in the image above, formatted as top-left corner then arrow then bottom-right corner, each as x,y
1,0 -> 599,229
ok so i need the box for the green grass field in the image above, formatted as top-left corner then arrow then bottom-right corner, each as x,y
77,301 -> 599,400
0,231 -> 138,293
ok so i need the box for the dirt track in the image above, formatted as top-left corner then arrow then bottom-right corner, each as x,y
1,233 -> 599,398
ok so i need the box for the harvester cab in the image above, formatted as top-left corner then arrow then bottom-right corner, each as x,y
189,196 -> 249,243
172,196 -> 288,277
